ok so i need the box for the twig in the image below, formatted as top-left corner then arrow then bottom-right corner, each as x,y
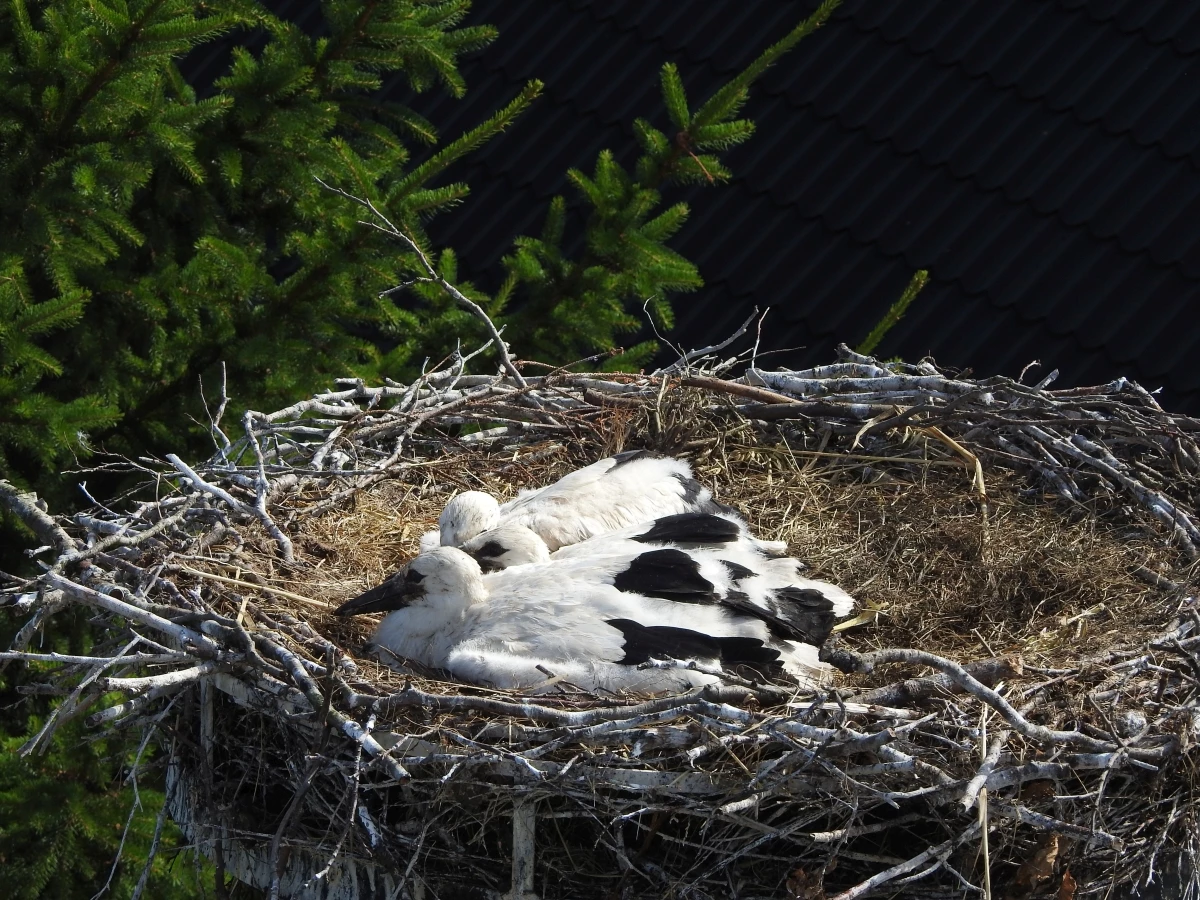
200,361 -> 233,462
129,796 -> 171,900
853,649 -> 1135,755
315,177 -> 526,386
42,572 -> 220,659
99,662 -> 222,696
305,711 -> 374,888
680,375 -> 793,405
0,650 -> 192,666
962,728 -> 1010,812
174,565 -> 331,610
56,500 -> 196,572
266,753 -> 322,900
975,711 -> 998,900
656,307 -> 759,374
827,823 -> 982,900
242,411 -> 295,561
852,657 -> 1021,707
90,773 -> 145,900
0,478 -> 78,554
989,802 -> 1125,850
165,454 -> 246,510
257,638 -> 408,781
368,683 -> 736,729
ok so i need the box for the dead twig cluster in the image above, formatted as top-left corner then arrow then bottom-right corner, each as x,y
744,344 -> 1200,559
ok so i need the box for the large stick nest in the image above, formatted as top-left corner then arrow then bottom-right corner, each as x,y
5,345 -> 1200,900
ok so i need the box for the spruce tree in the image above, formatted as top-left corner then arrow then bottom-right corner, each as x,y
493,1 -> 841,368
0,612 -> 203,900
1,0 -> 840,499
0,0 -> 532,499
2,2 -> 518,895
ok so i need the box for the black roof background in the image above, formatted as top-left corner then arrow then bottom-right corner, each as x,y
188,0 -> 1200,410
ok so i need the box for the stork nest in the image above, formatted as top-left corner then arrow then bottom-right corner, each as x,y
5,344 -> 1200,900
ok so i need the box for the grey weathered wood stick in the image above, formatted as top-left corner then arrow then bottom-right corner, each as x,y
0,478 -> 77,554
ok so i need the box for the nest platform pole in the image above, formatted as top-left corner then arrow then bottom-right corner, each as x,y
501,796 -> 539,900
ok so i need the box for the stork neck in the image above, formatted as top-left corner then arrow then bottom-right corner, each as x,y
460,580 -> 488,607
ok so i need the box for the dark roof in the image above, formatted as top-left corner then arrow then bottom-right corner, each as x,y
192,1 -> 1200,410
408,0 -> 1200,410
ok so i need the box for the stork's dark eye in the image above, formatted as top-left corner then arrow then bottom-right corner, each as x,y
406,570 -> 425,584
474,541 -> 506,559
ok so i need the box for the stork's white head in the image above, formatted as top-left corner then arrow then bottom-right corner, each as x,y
335,546 -> 486,616
460,524 -> 551,571
438,491 -> 502,547
410,547 -> 484,602
401,546 -> 488,609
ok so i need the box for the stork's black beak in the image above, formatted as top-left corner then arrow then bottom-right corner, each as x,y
335,569 -> 426,616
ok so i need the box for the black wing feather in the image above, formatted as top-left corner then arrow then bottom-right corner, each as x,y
632,513 -> 741,546
612,548 -> 715,602
717,587 -> 837,644
721,559 -> 756,581
606,618 -> 782,676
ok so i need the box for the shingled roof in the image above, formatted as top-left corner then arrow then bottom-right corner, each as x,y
189,0 -> 1200,410
398,0 -> 1200,411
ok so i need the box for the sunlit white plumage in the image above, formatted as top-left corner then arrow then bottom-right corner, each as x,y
421,451 -> 736,553
458,514 -> 854,641
335,538 -> 853,694
459,512 -> 792,573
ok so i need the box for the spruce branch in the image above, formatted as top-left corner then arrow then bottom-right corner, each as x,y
392,80 -> 543,198
858,269 -> 930,355
498,1 -> 840,365
691,0 -> 841,131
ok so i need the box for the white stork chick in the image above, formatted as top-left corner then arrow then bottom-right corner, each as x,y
461,512 -> 789,572
335,542 -> 852,694
420,450 -> 742,553
459,513 -> 854,646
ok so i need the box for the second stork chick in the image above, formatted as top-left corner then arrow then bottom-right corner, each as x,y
421,450 -> 739,553
461,511 -> 788,571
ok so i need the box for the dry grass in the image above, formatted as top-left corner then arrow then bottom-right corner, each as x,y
716,448 -> 1179,663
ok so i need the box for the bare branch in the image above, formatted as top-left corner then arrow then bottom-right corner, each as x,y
827,823 -> 982,900
241,411 -> 294,561
0,478 -> 77,554
853,648 -> 1139,755
316,177 -> 526,386
655,307 -> 759,375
